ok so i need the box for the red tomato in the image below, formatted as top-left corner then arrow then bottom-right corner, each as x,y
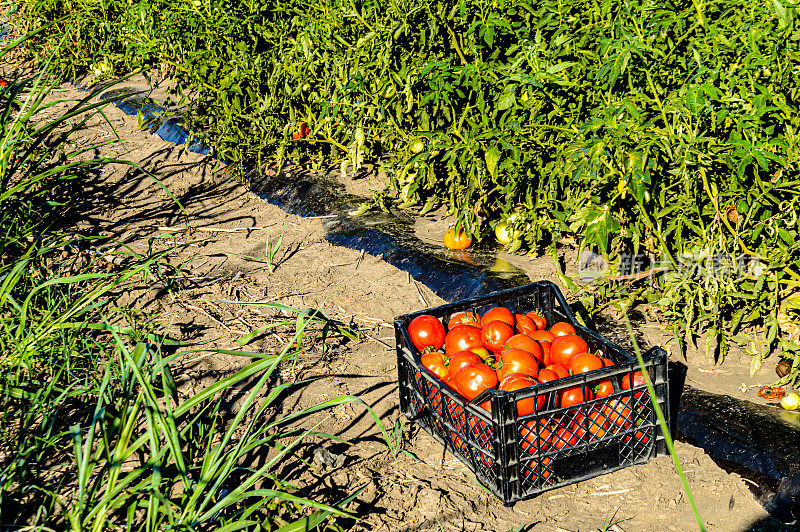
444,325 -> 484,356
520,418 -> 554,454
530,330 -> 555,365
444,228 -> 472,249
549,322 -> 576,337
420,352 -> 449,380
291,122 -> 310,140
408,315 -> 445,353
572,410 -> 610,442
448,351 -> 482,379
550,334 -> 588,367
530,329 -> 555,343
481,307 -> 515,328
504,334 -> 544,364
622,370 -> 646,390
557,384 -> 592,408
496,348 -> 539,381
537,368 -> 559,383
592,378 -> 615,399
545,364 -> 570,379
569,352 -> 603,375
499,374 -> 544,415
526,311 -> 547,330
454,363 -> 498,400
482,320 -> 514,353
550,423 -> 579,450
515,314 -> 538,335
448,311 -> 481,330
469,346 -> 492,362
600,357 -> 614,367
602,396 -> 633,429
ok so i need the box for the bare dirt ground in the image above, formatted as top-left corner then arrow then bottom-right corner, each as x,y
25,73 -> 798,531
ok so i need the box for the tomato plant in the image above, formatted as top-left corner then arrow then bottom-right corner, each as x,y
408,315 -> 445,353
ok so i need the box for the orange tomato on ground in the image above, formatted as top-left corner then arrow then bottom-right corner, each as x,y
444,228 -> 472,249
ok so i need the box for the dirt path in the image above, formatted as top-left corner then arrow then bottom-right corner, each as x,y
44,75 -> 790,531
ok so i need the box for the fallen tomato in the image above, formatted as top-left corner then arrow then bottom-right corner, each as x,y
444,228 -> 472,249
757,385 -> 786,400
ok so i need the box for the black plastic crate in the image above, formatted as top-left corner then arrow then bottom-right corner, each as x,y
394,281 -> 670,505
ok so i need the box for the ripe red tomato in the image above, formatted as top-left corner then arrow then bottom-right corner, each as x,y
448,311 -> 481,330
520,418 -> 554,454
572,410 -> 610,442
545,363 -> 570,379
515,314 -> 538,335
526,311 -> 547,330
408,315 -> 445,353
557,384 -> 592,408
530,329 -> 555,365
530,329 -> 555,343
454,363 -> 498,400
602,396 -> 633,429
549,322 -> 576,337
448,351 -> 482,379
592,378 -> 615,398
420,352 -> 449,380
550,334 -> 588,367
600,357 -> 614,367
444,228 -> 472,249
622,370 -> 647,399
537,368 -> 559,383
496,348 -> 539,381
481,307 -> 515,328
550,423 -> 579,450
292,122 -> 310,140
621,370 -> 646,390
504,334 -> 543,364
499,374 -> 544,415
569,352 -> 603,375
444,325 -> 483,356
469,346 -> 492,362
482,320 -> 514,353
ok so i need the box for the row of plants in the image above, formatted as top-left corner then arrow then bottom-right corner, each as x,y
0,30 -> 383,529
15,0 -> 800,378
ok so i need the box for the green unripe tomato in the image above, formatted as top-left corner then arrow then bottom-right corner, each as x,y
495,222 -> 521,245
410,139 -> 425,154
780,392 -> 800,411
